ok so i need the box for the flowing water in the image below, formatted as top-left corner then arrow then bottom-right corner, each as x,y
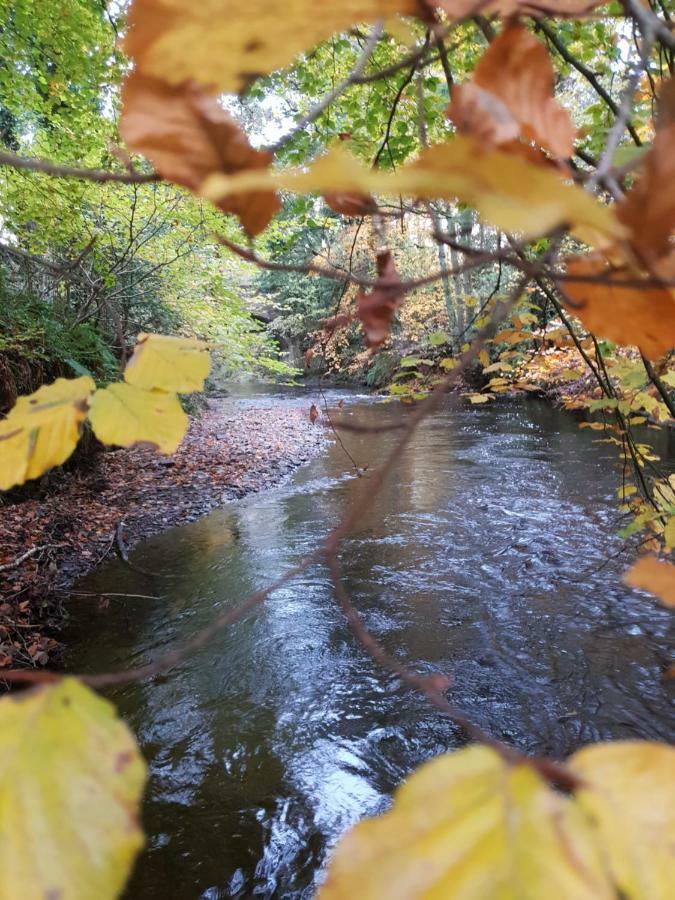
66,389 -> 674,899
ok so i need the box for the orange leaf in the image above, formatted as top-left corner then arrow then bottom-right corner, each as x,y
563,254 -> 675,360
624,557 -> 675,608
616,121 -> 675,278
120,71 -> 280,236
356,250 -> 406,348
309,404 -> 320,424
324,193 -> 378,217
447,24 -> 575,161
437,0 -> 602,13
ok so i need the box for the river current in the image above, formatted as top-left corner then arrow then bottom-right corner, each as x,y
66,388 -> 674,898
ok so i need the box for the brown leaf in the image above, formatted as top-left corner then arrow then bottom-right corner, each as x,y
356,249 -> 406,348
309,404 -> 320,424
321,313 -> 353,332
304,349 -> 315,368
616,121 -> 675,278
324,193 -> 378,217
563,254 -> 675,360
120,71 -> 280,236
447,24 -> 576,161
624,556 -> 675,608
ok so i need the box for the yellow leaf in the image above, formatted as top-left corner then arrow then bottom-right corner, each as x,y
88,383 -> 188,454
624,556 -> 675,607
0,376 -> 95,490
478,349 -> 489,367
125,0 -> 419,93
203,138 -> 622,245
665,517 -> 675,550
571,742 -> 675,900
125,0 -> 604,95
124,332 -> 211,393
0,678 -> 146,900
467,393 -> 492,404
320,742 -> 675,900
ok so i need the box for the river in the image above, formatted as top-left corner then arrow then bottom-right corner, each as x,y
65,388 -> 674,899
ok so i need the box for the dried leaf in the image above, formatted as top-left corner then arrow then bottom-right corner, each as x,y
88,383 -> 188,454
120,71 -> 280,235
309,404 -> 320,424
356,249 -> 405,347
124,332 -> 211,393
616,122 -> 675,278
624,556 -> 675,607
448,24 -> 575,160
0,678 -> 146,899
324,192 -> 378,217
320,741 -> 675,900
0,376 -> 95,490
563,254 -> 675,359
203,137 -> 622,245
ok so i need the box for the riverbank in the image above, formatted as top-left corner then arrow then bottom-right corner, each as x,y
0,397 -> 326,670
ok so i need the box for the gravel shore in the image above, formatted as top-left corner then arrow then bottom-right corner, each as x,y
0,397 -> 327,670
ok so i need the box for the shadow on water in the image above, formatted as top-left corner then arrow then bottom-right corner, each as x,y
65,390 -> 675,899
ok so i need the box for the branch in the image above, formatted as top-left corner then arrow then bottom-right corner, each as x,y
268,21 -> 385,153
0,151 -> 160,184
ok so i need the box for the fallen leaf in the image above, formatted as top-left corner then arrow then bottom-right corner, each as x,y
356,249 -> 406,347
0,376 -> 95,490
88,383 -> 188,454
124,332 -> 211,393
120,71 -> 280,235
309,404 -> 320,424
447,24 -> 575,160
0,678 -> 146,899
319,741 -> 675,899
563,254 -> 675,359
624,556 -> 675,607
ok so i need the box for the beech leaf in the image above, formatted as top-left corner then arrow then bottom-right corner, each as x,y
0,376 -> 95,490
203,137 -> 622,244
0,678 -> 146,900
124,332 -> 211,393
319,741 -> 675,899
624,556 -> 675,607
447,24 -> 576,160
120,72 -> 280,236
357,249 -> 405,347
563,254 -> 675,359
124,1 -> 605,95
88,383 -> 188,454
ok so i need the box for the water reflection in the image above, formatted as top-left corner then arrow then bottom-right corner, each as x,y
66,392 -> 674,898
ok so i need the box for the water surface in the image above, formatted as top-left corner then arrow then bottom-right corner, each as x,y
67,390 -> 674,898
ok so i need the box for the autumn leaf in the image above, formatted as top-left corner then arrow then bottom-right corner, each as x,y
356,249 -> 406,347
447,24 -> 576,161
203,137 -> 622,245
309,404 -> 320,424
0,376 -> 95,490
88,383 -> 188,454
319,741 -> 675,899
124,332 -> 211,393
0,678 -> 146,899
563,254 -> 675,359
616,123 -> 675,279
624,556 -> 675,607
120,71 -> 280,236
124,0 -> 423,94
124,0 -> 605,96
324,192 -> 378,217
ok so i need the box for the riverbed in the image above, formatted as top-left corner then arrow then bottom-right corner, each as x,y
66,389 -> 674,899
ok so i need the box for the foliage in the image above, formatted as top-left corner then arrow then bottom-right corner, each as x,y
0,678 -> 146,899
0,0 -> 673,896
